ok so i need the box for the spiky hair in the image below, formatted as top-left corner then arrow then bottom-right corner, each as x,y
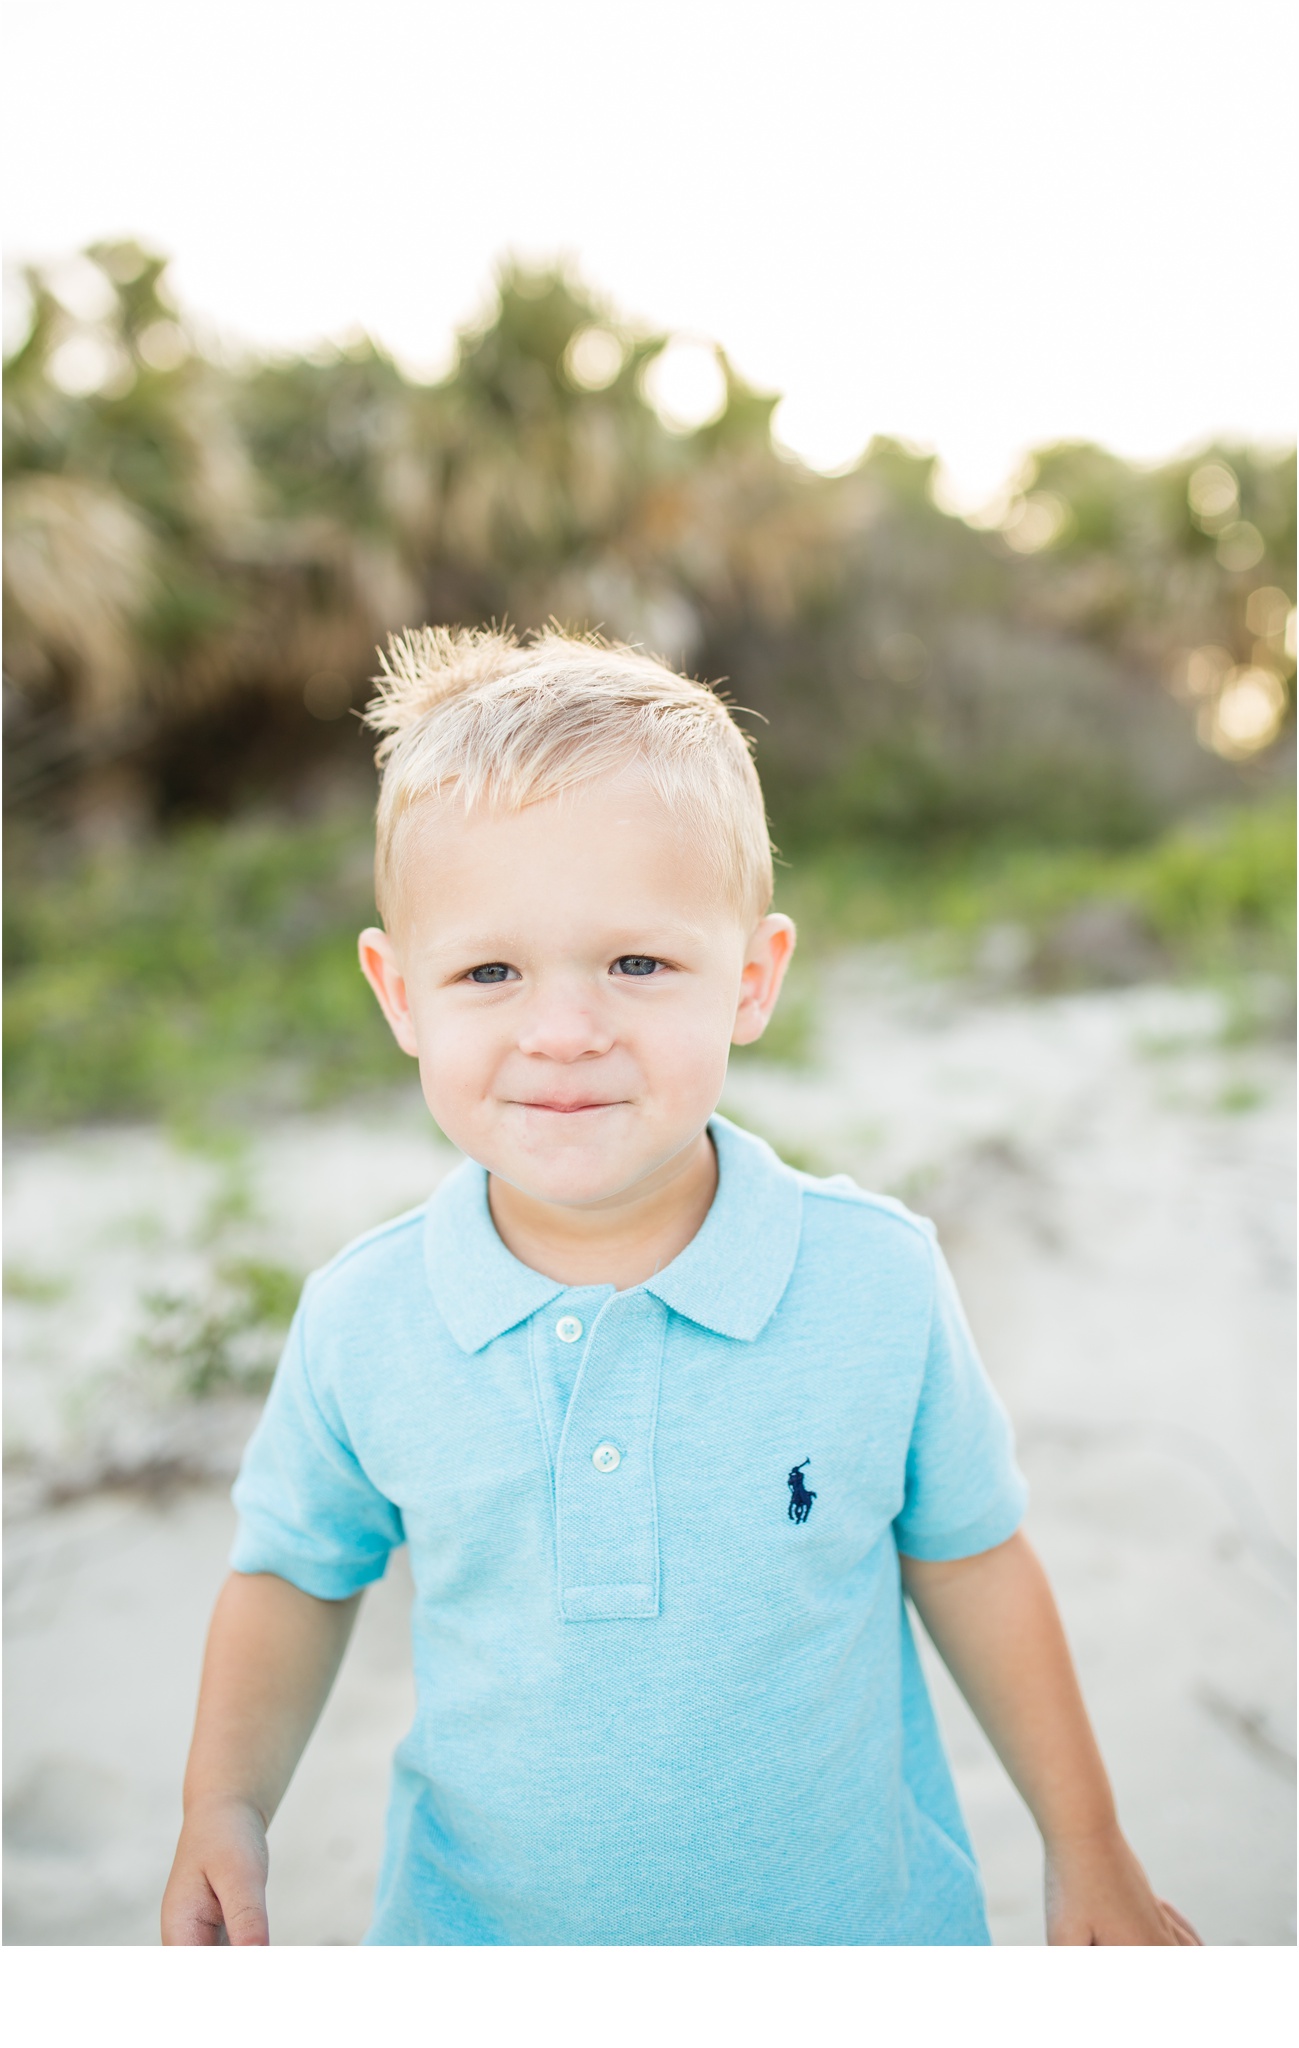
364,624 -> 773,926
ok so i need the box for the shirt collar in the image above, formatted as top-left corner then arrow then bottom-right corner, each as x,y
423,1113 -> 803,1353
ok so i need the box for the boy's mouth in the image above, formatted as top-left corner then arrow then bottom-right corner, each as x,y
511,1098 -> 625,1115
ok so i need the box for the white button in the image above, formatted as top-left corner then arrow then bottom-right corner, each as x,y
591,1443 -> 621,1472
555,1316 -> 583,1343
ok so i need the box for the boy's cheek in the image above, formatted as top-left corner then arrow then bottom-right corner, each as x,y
412,1024 -> 495,1122
655,1011 -> 734,1098
420,1049 -> 488,1113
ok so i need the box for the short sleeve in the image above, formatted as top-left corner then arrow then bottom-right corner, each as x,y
229,1287 -> 404,1599
892,1234 -> 1028,1561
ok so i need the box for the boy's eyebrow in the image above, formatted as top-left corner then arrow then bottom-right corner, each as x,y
417,918 -> 720,960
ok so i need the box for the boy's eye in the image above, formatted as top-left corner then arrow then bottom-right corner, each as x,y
466,963 -> 516,984
614,956 -> 661,977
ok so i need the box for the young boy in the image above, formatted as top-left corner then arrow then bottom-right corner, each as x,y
163,628 -> 1200,1947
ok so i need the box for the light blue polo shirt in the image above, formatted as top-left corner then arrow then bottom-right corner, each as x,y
231,1114 -> 1027,1945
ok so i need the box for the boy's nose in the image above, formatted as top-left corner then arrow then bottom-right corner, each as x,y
514,989 -> 615,1062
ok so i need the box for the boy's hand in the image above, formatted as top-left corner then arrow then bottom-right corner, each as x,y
1045,1826 -> 1202,1946
161,1796 -> 270,1945
163,1571 -> 362,1946
901,1537 -> 1203,1948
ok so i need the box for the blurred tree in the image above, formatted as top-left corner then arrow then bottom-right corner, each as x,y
4,246 -> 1293,849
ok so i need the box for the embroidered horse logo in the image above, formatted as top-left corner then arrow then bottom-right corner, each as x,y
787,1459 -> 817,1524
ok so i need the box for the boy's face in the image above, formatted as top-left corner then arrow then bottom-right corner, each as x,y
359,769 -> 794,1211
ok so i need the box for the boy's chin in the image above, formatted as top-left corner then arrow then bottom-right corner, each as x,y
490,1150 -> 650,1210
479,1123 -> 695,1212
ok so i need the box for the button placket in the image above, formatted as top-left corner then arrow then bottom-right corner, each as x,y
527,1290 -> 606,1480
554,1291 -> 665,1621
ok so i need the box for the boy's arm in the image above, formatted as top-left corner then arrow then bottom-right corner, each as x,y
899,1530 -> 1201,1945
161,1570 -> 361,1945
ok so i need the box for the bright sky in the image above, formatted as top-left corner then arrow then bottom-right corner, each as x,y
4,0 -> 1294,507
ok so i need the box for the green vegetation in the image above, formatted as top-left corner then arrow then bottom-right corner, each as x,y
5,796 -> 1291,1127
3,1264 -> 72,1304
139,1255 -> 304,1400
1214,1080 -> 1267,1114
4,809 -> 406,1126
774,796 -> 1296,974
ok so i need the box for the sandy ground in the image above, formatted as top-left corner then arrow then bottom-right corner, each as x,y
5,954 -> 1294,1945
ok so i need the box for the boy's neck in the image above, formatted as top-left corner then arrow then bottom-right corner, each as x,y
487,1130 -> 718,1291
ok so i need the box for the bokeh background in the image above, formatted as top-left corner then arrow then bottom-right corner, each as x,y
4,0 -> 1294,1947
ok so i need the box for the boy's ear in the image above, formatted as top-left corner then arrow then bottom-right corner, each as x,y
732,914 -> 796,1046
358,927 -> 420,1058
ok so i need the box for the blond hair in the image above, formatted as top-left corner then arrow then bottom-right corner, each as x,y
363,625 -> 773,926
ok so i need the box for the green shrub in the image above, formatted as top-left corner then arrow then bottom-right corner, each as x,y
139,1256 -> 304,1399
1136,801 -> 1296,961
4,807 -> 406,1127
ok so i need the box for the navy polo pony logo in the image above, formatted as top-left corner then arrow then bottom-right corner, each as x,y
787,1459 -> 817,1524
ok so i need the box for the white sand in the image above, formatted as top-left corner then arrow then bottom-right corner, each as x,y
5,959 -> 1293,1944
